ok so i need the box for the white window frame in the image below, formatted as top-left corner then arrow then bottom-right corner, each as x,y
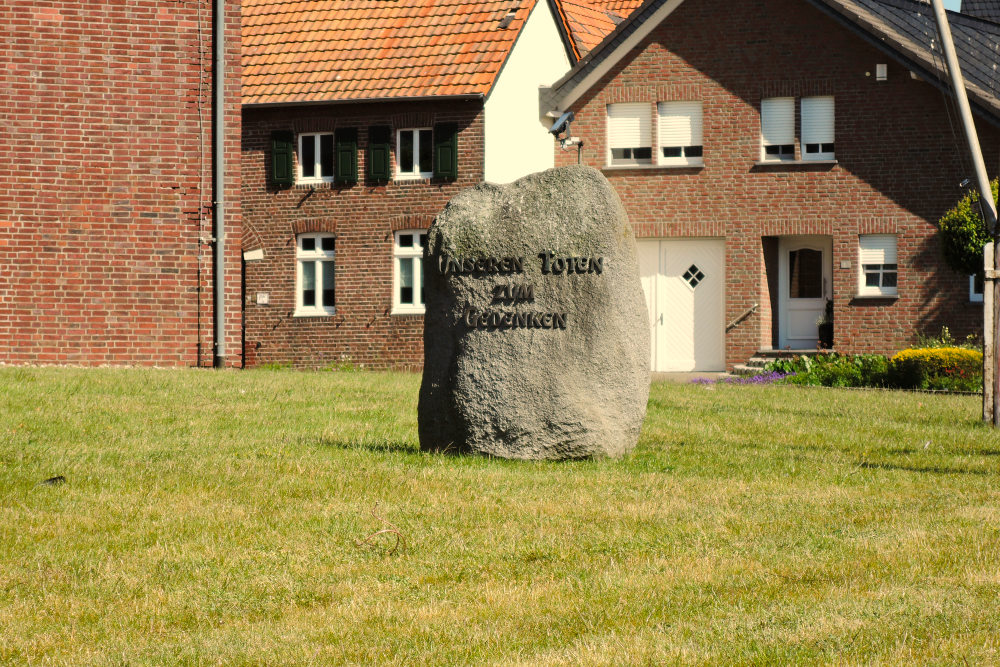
392,230 -> 427,314
801,96 -> 835,161
760,97 -> 795,162
858,234 -> 898,297
295,233 -> 336,316
657,101 -> 704,167
970,274 -> 984,303
607,102 -> 653,166
396,128 -> 433,180
298,133 -> 334,184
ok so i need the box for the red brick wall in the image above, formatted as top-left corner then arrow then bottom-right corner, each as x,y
241,101 -> 484,369
0,0 -> 242,367
555,0 -> 998,368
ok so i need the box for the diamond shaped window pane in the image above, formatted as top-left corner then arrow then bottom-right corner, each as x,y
683,264 -> 705,288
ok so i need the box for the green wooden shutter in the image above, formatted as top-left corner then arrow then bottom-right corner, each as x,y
366,125 -> 392,182
334,127 -> 358,185
271,131 -> 294,188
433,123 -> 458,181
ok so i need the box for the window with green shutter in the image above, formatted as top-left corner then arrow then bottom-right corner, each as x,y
367,126 -> 392,182
271,131 -> 295,188
334,127 -> 358,186
433,123 -> 458,181
396,128 -> 433,179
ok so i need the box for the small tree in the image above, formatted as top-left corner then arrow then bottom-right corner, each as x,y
938,179 -> 997,275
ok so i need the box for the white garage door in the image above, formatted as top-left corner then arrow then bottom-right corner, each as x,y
638,238 -> 725,372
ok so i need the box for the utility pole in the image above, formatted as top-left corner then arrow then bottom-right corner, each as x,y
931,0 -> 999,424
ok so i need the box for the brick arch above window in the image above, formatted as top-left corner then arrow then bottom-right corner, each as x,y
759,79 -> 835,100
391,112 -> 436,129
291,119 -> 336,134
604,86 -> 656,105
857,219 -> 899,235
389,214 -> 434,233
654,84 -> 706,102
293,218 -> 338,236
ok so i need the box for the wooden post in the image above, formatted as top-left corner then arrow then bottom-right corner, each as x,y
932,0 -> 999,423
985,243 -> 995,422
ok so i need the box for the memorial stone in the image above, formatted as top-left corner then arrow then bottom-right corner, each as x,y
418,165 -> 650,460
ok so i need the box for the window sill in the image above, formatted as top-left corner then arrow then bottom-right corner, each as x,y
602,163 -> 704,172
753,159 -> 838,168
391,308 -> 426,316
293,309 -> 336,318
395,173 -> 434,182
851,293 -> 898,301
293,181 -> 360,190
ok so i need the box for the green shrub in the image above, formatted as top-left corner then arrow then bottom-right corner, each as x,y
888,347 -> 983,392
937,179 -> 996,276
766,353 -> 889,388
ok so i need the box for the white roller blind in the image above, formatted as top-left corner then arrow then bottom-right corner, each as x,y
801,96 -> 834,144
607,103 -> 652,149
657,101 -> 702,148
859,234 -> 897,265
801,95 -> 834,160
761,97 -> 794,146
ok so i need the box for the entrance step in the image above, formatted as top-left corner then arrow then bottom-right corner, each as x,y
732,349 -> 834,376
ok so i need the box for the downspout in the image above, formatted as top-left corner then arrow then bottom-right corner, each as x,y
931,0 -> 998,423
212,0 -> 226,367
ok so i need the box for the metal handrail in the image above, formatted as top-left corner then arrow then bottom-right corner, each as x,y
726,302 -> 759,332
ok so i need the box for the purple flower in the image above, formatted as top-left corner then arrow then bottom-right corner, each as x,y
690,372 -> 794,385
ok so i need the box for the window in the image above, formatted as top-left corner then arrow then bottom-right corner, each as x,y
801,96 -> 835,160
298,133 -> 334,183
657,101 -> 703,166
397,128 -> 433,179
296,233 -> 336,316
393,230 -> 427,314
760,96 -> 835,162
858,235 -> 898,297
761,97 -> 795,161
971,273 -> 984,303
607,103 -> 652,166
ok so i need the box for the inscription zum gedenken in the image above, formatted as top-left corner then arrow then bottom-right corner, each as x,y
435,251 -> 605,331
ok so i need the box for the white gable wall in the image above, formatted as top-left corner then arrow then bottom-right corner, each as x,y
484,0 -> 571,184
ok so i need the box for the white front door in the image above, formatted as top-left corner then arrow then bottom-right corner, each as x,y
778,236 -> 832,349
639,238 -> 725,372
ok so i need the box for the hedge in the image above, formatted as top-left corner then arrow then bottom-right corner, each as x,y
888,347 -> 983,391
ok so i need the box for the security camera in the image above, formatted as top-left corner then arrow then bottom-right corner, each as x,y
549,111 -> 575,137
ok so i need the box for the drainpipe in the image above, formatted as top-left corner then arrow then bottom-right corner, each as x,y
931,0 -> 998,424
212,0 -> 226,367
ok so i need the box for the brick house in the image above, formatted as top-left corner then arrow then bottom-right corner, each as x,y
241,0 -> 588,369
542,0 -> 1000,371
1,0 -> 243,367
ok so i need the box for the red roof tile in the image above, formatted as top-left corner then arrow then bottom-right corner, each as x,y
553,0 -> 645,58
600,0 -> 644,14
243,0 -> 538,105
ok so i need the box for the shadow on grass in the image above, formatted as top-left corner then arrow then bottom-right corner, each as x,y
858,460 -> 996,476
316,436 -> 419,454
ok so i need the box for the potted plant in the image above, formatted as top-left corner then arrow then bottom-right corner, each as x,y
817,298 -> 834,349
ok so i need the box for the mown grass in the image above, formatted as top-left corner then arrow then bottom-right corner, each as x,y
1,367 -> 999,665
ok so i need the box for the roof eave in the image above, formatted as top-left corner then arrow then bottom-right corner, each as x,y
242,93 -> 486,110
545,0 -> 686,112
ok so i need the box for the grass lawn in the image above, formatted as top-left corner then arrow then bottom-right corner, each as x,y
1,367 -> 999,665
